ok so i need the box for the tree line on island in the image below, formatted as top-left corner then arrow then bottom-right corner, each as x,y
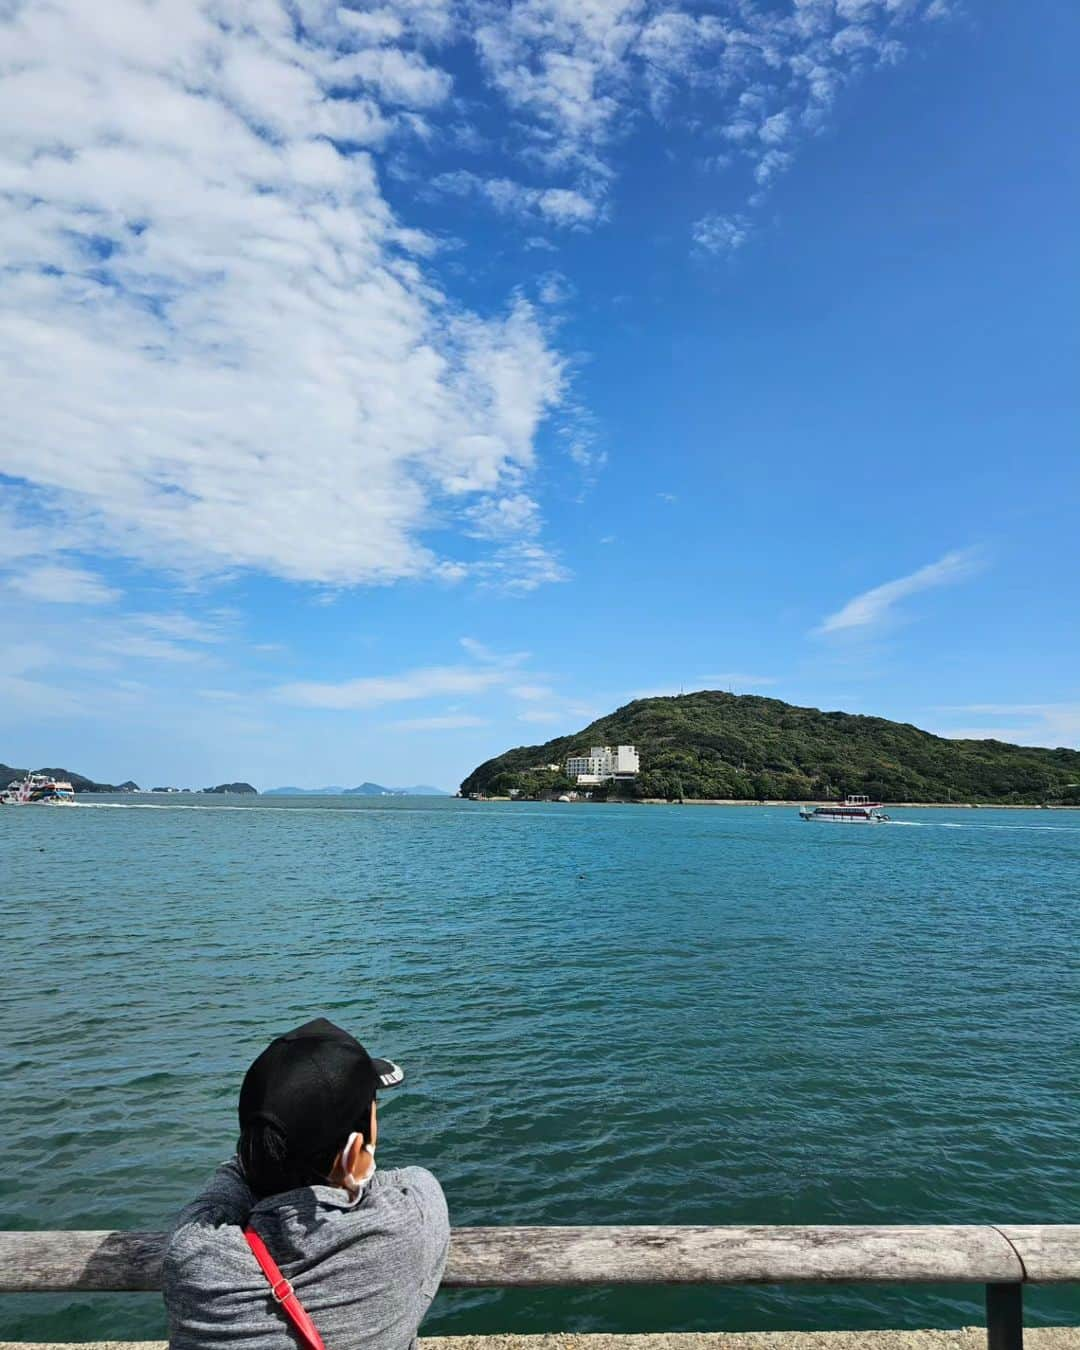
459,691 -> 1080,805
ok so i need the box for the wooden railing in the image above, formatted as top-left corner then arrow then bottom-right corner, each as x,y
3,1225 -> 1080,1350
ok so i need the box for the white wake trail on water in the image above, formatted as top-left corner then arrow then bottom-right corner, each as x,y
887,818 -> 1080,833
75,802 -> 450,815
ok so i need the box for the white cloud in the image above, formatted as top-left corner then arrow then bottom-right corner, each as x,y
692,214 -> 752,255
518,709 -> 566,724
459,636 -> 530,666
0,0 -> 565,590
0,673 -> 99,718
276,663 -> 507,709
390,713 -> 490,730
134,612 -> 226,643
488,542 -> 569,592
100,633 -> 209,664
511,683 -> 556,701
459,636 -> 501,663
335,47 -> 453,107
754,148 -> 793,186
931,703 -> 1080,750
465,492 -> 542,540
6,564 -> 119,605
471,0 -> 642,170
431,171 -> 600,225
759,111 -> 793,144
537,271 -> 575,305
817,548 -> 980,634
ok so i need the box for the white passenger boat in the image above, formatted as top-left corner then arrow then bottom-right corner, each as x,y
799,794 -> 889,823
1,773 -> 77,805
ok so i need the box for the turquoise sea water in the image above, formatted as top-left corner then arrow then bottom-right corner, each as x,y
2,797 -> 1078,1339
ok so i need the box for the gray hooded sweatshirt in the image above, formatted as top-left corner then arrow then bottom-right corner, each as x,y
163,1159 -> 449,1350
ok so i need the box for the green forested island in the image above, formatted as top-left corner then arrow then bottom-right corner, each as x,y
460,691 -> 1080,804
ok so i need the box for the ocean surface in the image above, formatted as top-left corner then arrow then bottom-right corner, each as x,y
2,797 -> 1078,1340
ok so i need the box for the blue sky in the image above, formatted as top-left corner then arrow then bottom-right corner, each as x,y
1,0 -> 1077,791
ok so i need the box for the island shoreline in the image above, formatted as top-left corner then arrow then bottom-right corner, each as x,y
473,797 -> 1080,809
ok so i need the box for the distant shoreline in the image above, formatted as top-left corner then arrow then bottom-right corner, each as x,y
476,797 -> 1080,809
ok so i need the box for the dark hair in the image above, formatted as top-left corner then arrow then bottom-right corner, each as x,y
237,1096 -> 374,1199
237,1118 -> 335,1199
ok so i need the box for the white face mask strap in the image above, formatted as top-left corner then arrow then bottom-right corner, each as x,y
341,1131 -> 376,1192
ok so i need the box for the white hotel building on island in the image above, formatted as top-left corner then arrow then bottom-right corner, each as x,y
566,745 -> 640,786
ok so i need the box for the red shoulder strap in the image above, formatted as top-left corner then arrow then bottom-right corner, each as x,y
244,1227 -> 327,1350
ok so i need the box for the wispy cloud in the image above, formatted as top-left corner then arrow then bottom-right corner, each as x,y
464,492 -> 542,541
270,630 -> 581,727
467,0 -> 949,247
5,564 -> 119,605
134,613 -> 228,644
817,549 -> 980,635
931,703 -> 1080,750
511,683 -> 556,701
99,633 -> 209,665
276,664 -> 507,711
474,541 -> 570,593
693,214 -> 752,255
459,636 -> 529,666
431,171 -> 601,226
390,713 -> 490,731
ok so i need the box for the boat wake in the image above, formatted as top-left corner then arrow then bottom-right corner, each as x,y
888,817 -> 1080,833
75,801 -> 453,815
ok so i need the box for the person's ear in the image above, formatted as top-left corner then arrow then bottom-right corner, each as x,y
344,1131 -> 367,1178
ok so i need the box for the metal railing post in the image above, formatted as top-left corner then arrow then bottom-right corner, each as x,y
986,1282 -> 1023,1350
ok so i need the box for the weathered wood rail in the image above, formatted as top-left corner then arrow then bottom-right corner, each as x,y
3,1226 -> 1079,1350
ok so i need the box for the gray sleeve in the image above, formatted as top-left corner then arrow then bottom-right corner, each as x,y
162,1158 -> 256,1331
169,1157 -> 255,1239
387,1166 -> 450,1297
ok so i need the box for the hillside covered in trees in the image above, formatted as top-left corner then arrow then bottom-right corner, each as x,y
0,763 -> 133,793
460,692 -> 1080,804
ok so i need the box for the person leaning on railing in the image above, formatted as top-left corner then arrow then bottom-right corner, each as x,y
163,1019 -> 449,1350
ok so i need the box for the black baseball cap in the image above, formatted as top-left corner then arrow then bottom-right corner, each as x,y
238,1017 -> 403,1171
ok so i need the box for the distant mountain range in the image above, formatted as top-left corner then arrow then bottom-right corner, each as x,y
264,783 -> 450,797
